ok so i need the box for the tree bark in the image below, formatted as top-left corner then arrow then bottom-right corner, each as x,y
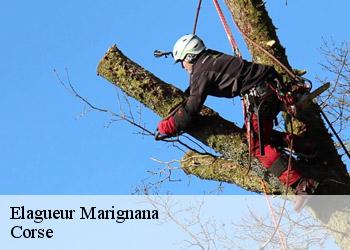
97,44 -> 285,193
97,0 -> 350,247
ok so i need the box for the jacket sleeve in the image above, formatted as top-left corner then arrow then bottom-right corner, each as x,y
173,73 -> 211,131
183,86 -> 191,96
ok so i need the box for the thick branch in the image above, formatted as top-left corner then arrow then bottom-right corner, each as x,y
181,151 -> 286,194
97,45 -> 282,191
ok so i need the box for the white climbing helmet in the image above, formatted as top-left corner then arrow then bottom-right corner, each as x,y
172,34 -> 205,63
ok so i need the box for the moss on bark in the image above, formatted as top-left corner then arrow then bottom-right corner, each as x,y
182,151 -> 286,194
224,0 -> 291,70
97,45 -> 185,118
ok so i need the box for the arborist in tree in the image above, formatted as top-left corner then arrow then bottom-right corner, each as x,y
157,34 -> 319,197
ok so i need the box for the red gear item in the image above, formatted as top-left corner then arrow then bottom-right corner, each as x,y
158,116 -> 177,135
246,113 -> 301,186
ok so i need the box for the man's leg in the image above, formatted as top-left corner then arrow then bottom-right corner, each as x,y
246,112 -> 319,201
247,113 -> 302,186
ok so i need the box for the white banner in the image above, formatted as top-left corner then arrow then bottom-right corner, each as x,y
0,195 -> 346,250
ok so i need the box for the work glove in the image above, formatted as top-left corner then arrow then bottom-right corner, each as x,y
157,116 -> 176,135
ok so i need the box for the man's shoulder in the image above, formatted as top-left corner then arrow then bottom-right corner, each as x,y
203,49 -> 224,58
194,49 -> 237,70
200,49 -> 238,63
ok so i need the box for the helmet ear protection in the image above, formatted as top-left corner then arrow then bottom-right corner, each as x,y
184,53 -> 198,64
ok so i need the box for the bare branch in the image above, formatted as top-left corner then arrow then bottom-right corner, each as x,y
55,69 -> 218,160
317,39 -> 350,147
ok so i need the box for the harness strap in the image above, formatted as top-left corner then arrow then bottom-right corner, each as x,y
243,80 -> 276,156
268,156 -> 288,177
256,101 -> 265,156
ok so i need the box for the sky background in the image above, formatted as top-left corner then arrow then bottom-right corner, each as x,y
1,0 -> 349,194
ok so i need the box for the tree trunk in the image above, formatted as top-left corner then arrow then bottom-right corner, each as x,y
97,0 -> 350,247
223,0 -> 349,189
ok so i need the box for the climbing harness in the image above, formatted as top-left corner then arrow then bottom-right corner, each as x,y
268,76 -> 312,117
242,79 -> 278,156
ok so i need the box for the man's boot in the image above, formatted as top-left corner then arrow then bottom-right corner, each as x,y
292,177 -> 319,212
268,155 -> 319,212
294,177 -> 319,195
267,155 -> 302,187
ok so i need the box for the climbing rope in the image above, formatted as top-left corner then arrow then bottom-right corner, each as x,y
261,180 -> 288,250
192,0 -> 203,34
193,0 -> 241,59
212,0 -> 241,57
209,2 -> 295,249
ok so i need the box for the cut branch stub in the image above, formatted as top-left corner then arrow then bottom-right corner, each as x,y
97,45 -> 184,118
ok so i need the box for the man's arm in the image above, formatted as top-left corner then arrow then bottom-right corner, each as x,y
173,73 -> 211,131
157,73 -> 211,135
